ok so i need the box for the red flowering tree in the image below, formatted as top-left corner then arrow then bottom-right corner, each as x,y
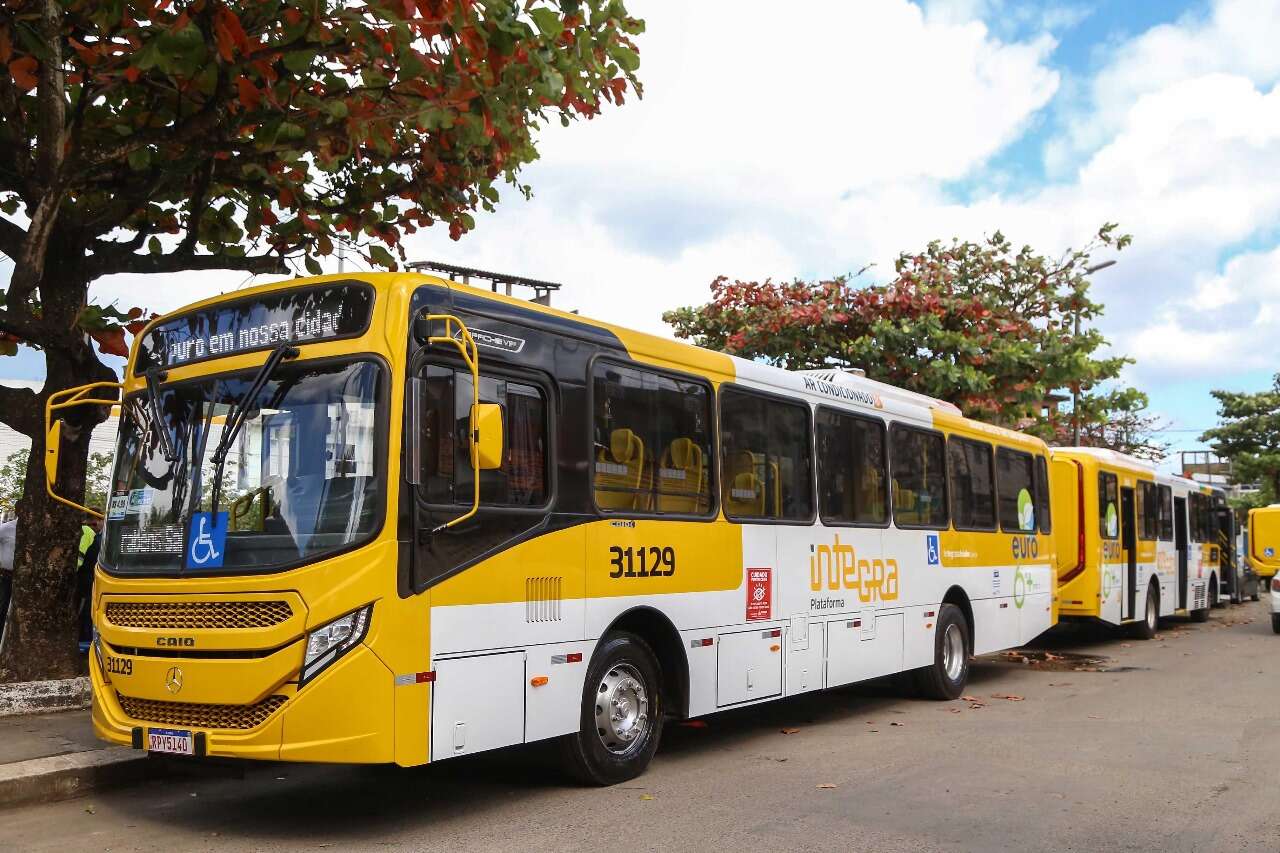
664,225 -> 1133,434
0,0 -> 642,680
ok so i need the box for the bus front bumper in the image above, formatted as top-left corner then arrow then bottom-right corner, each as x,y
91,641 -> 397,764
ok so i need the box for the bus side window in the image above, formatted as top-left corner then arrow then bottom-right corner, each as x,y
590,362 -> 714,516
947,436 -> 995,531
816,408 -> 888,526
720,388 -> 813,522
1034,455 -> 1053,534
995,447 -> 1036,533
418,366 -> 548,508
889,424 -> 948,529
1158,485 -> 1173,542
1098,471 -> 1119,539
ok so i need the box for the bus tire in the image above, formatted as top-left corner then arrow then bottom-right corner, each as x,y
559,631 -> 664,786
1189,597 -> 1209,623
1132,584 -> 1159,640
912,604 -> 969,701
1209,574 -> 1222,608
1272,614 -> 1280,634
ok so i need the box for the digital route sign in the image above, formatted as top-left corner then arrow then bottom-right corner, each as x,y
134,282 -> 374,374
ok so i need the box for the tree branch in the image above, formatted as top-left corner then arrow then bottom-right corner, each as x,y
0,383 -> 40,439
91,249 -> 289,278
0,216 -> 25,259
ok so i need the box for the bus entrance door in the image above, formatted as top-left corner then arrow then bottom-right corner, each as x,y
1174,496 -> 1189,611
1121,487 -> 1137,621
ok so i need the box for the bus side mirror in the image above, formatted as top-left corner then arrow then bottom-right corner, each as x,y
45,419 -> 62,489
471,403 -> 503,470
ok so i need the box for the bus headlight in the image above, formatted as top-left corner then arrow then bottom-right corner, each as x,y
301,605 -> 372,685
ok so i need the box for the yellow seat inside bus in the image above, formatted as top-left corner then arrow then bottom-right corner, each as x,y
595,428 -> 651,511
656,437 -> 707,514
724,450 -> 780,517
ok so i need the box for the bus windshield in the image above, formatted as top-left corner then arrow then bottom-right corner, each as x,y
101,358 -> 383,575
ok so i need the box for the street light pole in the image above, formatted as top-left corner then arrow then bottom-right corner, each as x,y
1072,259 -> 1117,445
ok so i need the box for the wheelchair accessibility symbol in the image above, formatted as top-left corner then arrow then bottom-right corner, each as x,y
926,534 -> 940,567
186,511 -> 228,569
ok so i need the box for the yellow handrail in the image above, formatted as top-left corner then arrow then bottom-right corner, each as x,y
44,381 -> 124,519
423,314 -> 482,532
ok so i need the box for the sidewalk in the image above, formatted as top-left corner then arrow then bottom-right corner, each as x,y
0,708 -> 151,809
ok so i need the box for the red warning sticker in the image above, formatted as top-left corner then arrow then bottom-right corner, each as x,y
746,568 -> 772,621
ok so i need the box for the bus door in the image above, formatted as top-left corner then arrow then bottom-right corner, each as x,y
1174,496 -> 1189,611
1121,487 -> 1137,621
1215,507 -> 1236,600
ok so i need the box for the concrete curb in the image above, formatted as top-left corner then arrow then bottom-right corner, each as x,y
0,748 -> 150,809
0,678 -> 92,717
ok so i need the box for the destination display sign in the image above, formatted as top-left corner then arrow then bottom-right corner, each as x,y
134,282 -> 374,373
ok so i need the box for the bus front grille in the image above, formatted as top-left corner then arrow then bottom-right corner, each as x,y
105,600 -> 294,630
117,693 -> 288,730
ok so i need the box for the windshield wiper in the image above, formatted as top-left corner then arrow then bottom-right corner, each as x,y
145,369 -> 177,462
208,344 -> 298,514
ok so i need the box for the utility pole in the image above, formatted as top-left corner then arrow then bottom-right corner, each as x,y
1071,259 -> 1117,445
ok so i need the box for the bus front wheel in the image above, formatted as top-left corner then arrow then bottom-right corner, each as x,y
560,631 -> 665,786
1131,584 -> 1159,640
913,604 -> 970,701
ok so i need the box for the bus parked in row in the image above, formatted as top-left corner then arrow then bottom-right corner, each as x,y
1248,505 -> 1280,587
48,269 -> 1058,784
1050,448 -> 1229,635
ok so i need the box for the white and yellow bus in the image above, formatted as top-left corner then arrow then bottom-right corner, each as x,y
47,269 -> 1056,784
1051,448 -> 1225,635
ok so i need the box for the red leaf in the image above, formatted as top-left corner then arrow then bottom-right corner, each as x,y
90,328 -> 128,358
124,65 -> 140,83
9,56 -> 38,92
236,76 -> 261,111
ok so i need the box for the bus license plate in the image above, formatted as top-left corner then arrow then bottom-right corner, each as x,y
147,728 -> 194,755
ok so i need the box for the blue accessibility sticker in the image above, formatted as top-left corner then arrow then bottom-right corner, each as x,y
926,533 -> 941,567
186,511 -> 228,570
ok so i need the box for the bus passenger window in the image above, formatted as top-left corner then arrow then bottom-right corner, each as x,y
418,366 -> 547,507
1098,471 -> 1119,539
889,425 -> 948,529
1138,482 -> 1160,541
1158,485 -> 1173,542
592,363 -> 713,516
720,389 -> 813,521
996,448 -> 1037,533
947,437 -> 995,531
816,409 -> 887,525
1034,455 -> 1053,534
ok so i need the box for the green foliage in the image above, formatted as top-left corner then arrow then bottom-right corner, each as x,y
1062,386 -> 1169,461
1201,375 -> 1280,495
0,449 -> 111,515
664,225 -> 1132,434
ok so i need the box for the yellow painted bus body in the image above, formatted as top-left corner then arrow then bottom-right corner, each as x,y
1248,505 -> 1280,581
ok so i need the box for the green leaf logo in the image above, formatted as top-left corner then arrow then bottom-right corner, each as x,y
1017,488 -> 1035,530
1105,502 -> 1118,538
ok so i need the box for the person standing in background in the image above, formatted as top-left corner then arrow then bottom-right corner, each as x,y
0,518 -> 15,649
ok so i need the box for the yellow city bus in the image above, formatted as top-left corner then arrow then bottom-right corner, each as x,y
46,269 -> 1056,783
1051,448 -> 1221,635
1248,505 -> 1280,583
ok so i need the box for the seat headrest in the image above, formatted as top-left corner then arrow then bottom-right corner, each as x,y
610,429 -> 641,464
669,437 -> 700,469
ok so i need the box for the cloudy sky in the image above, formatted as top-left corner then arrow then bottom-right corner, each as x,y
4,0 -> 1279,463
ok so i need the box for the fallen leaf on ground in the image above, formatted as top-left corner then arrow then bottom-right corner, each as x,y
1087,715 -> 1103,719
780,727 -> 800,735
890,722 -> 904,727
817,783 -> 838,789
640,794 -> 655,801
949,708 -> 963,714
84,805 -> 95,815
961,695 -> 981,702
991,693 -> 1025,701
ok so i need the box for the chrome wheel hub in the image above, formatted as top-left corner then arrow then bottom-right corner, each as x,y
594,663 -> 650,755
942,623 -> 965,682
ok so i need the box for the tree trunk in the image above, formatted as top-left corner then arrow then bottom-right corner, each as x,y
0,265 -> 115,682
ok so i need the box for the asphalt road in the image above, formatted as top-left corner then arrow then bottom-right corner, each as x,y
3,600 -> 1279,853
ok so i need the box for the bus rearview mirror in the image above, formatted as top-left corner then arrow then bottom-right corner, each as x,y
472,403 -> 503,470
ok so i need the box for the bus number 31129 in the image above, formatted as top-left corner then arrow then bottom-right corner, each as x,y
608,545 -> 676,578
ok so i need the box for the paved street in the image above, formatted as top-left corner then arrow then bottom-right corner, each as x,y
2,601 -> 1278,853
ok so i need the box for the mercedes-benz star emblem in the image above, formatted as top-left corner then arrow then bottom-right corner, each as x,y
165,666 -> 184,694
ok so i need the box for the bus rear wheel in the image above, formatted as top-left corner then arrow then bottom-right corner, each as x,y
1209,575 -> 1222,609
1272,614 -> 1280,634
913,604 -> 969,701
559,631 -> 664,786
1131,584 -> 1159,640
